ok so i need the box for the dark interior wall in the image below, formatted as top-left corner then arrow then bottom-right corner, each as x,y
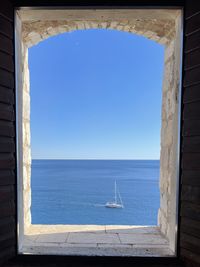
180,1 -> 200,266
11,0 -> 185,8
1,0 -> 200,266
0,0 -> 17,265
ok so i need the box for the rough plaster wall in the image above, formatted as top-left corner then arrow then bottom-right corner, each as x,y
158,14 -> 182,251
18,12 -> 181,252
158,37 -> 178,249
15,13 -> 31,248
22,46 -> 31,228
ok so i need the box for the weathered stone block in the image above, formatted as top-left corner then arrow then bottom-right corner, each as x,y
23,91 -> 30,121
23,146 -> 31,165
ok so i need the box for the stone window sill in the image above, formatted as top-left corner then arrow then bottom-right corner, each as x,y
21,225 -> 174,257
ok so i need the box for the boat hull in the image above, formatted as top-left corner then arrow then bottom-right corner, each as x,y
105,202 -> 123,208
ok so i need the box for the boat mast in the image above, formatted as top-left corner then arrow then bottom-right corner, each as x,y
115,180 -> 117,203
118,189 -> 123,207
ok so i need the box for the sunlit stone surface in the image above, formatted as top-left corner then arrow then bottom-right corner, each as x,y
15,9 -> 182,254
22,225 -> 173,256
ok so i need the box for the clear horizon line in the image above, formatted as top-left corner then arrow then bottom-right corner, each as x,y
32,158 -> 160,160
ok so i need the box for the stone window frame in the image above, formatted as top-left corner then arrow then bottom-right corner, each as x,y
15,8 -> 183,256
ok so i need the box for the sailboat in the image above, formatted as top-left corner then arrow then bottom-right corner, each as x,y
105,181 -> 124,208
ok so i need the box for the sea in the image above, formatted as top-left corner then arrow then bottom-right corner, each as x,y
31,160 -> 160,225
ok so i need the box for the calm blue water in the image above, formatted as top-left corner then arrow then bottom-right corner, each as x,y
31,160 -> 160,225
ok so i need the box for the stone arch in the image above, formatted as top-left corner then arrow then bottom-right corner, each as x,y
22,19 -> 175,47
16,9 -> 182,253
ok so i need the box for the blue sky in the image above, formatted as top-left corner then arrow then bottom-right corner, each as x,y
29,29 -> 164,160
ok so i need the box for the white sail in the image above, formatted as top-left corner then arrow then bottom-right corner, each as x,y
117,187 -> 124,207
105,181 -> 124,208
